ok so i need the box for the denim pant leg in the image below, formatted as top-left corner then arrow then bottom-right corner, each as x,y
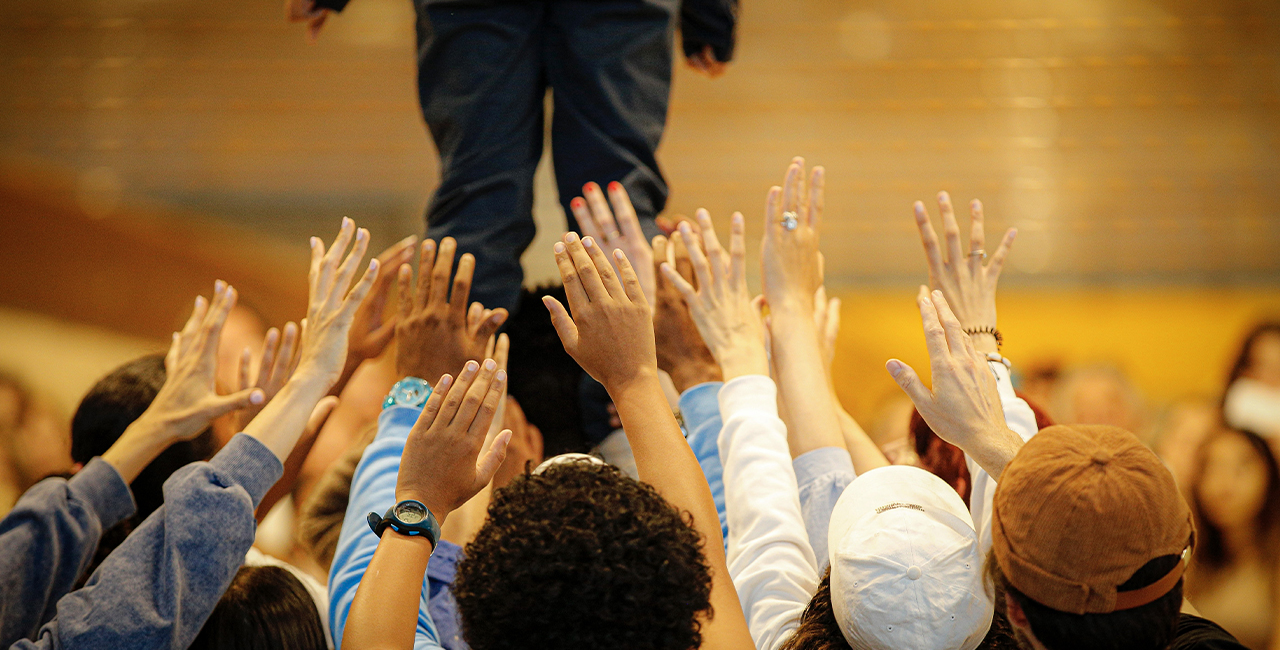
416,0 -> 548,314
544,0 -> 675,241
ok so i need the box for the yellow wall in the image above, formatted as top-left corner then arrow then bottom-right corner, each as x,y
831,286 -> 1280,423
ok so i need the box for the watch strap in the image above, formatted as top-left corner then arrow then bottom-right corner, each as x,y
383,377 -> 433,410
367,499 -> 441,547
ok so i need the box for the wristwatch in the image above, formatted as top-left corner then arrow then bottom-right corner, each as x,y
367,499 -> 441,547
383,377 -> 432,410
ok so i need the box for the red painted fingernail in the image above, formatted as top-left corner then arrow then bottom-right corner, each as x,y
583,183 -> 593,192
571,197 -> 584,209
608,181 -> 622,192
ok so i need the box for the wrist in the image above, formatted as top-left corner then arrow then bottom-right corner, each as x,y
716,347 -> 770,383
395,490 -> 452,525
602,365 -> 661,395
101,419 -> 172,483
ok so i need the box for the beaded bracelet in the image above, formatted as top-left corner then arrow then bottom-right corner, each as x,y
963,326 -> 1003,349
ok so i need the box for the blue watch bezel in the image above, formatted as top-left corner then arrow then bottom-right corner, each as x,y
367,499 -> 441,547
383,377 -> 432,410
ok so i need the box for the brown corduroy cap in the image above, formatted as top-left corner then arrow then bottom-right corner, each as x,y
991,425 -> 1194,615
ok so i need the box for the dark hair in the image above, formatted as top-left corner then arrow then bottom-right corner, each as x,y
1225,322 -> 1280,390
986,550 -> 1183,650
453,461 -> 712,650
911,392 -> 1054,507
780,567 -> 1019,650
188,565 -> 327,650
1191,428 -> 1280,573
71,353 -> 216,587
504,285 -> 588,456
71,353 -> 216,520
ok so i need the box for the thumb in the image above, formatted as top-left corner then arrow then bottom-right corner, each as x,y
886,359 -> 931,409
475,429 -> 513,490
202,388 -> 267,421
542,296 -> 579,355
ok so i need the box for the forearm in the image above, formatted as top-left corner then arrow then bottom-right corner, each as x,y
0,460 -> 135,647
342,533 -> 435,650
769,310 -> 847,458
245,375 -> 331,462
608,371 -> 753,650
834,397 -> 888,475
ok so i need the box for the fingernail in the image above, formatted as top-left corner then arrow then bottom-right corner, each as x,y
566,232 -> 579,243
172,332 -> 179,341
554,242 -> 565,253
679,222 -> 692,235
608,181 -> 622,192
250,390 -> 265,405
484,359 -> 496,371
938,191 -> 949,201
342,216 -> 352,227
491,314 -> 502,322
496,370 -> 507,382
1009,228 -> 1018,239
310,237 -> 319,248
583,237 -> 594,248
356,228 -> 366,241
440,374 -> 453,387
972,199 -> 980,208
465,360 -> 479,372
933,290 -> 944,299
613,249 -> 625,260
195,296 -> 205,308
369,259 -> 378,271
214,280 -> 226,294
583,183 -> 592,192
887,360 -> 904,375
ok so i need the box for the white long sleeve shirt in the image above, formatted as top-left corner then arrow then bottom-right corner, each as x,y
968,359 -> 1039,558
718,375 -> 818,650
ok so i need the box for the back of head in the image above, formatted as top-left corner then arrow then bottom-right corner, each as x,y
825,465 -> 992,650
991,424 -> 1192,649
453,460 -> 712,650
188,565 -> 327,650
71,353 -> 215,520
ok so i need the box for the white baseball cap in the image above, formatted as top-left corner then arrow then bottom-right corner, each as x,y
827,465 -> 993,650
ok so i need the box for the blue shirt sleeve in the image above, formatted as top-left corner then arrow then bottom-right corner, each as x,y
328,406 -> 443,650
679,382 -> 728,547
793,447 -> 855,573
11,433 -> 282,650
0,458 -> 135,647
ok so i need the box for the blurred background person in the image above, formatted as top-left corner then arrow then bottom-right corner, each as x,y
1187,427 -> 1280,650
1050,363 -> 1146,437
1224,323 -> 1280,441
1152,396 -> 1220,493
0,372 -> 73,516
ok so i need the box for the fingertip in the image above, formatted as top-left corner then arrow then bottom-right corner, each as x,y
583,236 -> 595,249
249,389 -> 266,405
613,249 -> 626,261
495,369 -> 507,383
608,181 -> 622,193
553,241 -> 566,254
465,360 -> 479,373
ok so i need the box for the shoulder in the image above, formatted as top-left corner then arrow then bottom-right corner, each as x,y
1168,614 -> 1249,650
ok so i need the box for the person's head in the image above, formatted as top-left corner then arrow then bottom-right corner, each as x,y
781,567 -> 1020,650
813,465 -> 992,650
1227,322 -> 1280,389
71,353 -> 215,521
452,459 -> 712,650
504,285 -> 587,457
0,370 -> 72,488
1191,428 -> 1280,571
1051,365 -> 1144,433
188,565 -> 326,650
991,425 -> 1193,650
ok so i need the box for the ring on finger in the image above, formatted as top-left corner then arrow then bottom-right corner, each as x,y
781,211 -> 799,231
970,249 -> 987,260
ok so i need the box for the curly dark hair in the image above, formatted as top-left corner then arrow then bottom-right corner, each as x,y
453,460 -> 713,650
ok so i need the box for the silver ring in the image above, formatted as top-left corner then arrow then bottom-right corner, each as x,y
970,249 -> 987,260
781,211 -> 799,231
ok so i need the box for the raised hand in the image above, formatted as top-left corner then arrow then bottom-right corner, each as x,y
396,360 -> 511,521
542,233 -> 654,391
761,157 -> 824,312
913,193 -> 1015,353
661,210 -> 768,382
886,288 -> 1023,480
100,282 -> 266,482
232,322 -> 300,433
652,232 -> 721,393
395,237 -> 508,383
335,235 -> 419,392
292,218 -> 381,387
569,182 -> 656,306
813,286 -> 841,380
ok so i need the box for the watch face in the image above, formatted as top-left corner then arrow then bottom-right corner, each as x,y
395,501 -> 428,524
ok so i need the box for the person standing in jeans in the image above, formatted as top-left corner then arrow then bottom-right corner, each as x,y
286,0 -> 737,314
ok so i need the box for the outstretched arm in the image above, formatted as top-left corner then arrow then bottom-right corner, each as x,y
544,232 -> 754,650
